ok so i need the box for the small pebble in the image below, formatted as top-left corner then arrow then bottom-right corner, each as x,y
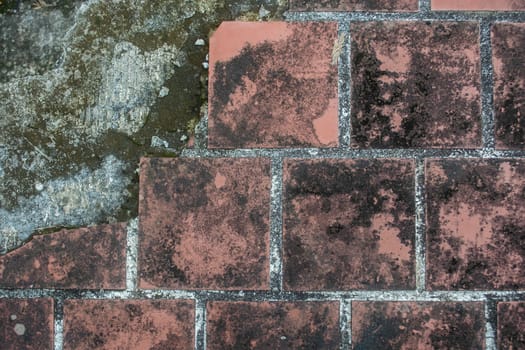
10,314 -> 17,320
159,86 -> 169,98
195,38 -> 205,46
14,323 -> 26,336
35,182 -> 44,191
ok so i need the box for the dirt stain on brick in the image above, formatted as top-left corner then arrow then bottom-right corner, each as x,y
209,22 -> 338,148
351,22 -> 481,148
283,159 -> 415,290
426,159 -> 525,290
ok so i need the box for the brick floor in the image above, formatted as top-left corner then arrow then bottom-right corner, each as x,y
432,0 -> 525,11
206,301 -> 340,349
283,159 -> 415,290
351,21 -> 481,148
498,302 -> 525,349
63,299 -> 194,350
3,5 -> 525,349
0,224 -> 126,289
426,159 -> 525,290
0,298 -> 54,350
352,301 -> 485,349
208,21 -> 338,148
492,23 -> 525,149
138,157 -> 271,290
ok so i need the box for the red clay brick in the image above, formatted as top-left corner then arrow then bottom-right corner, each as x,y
0,298 -> 54,350
138,157 -> 271,290
498,302 -> 525,349
283,159 -> 415,291
352,301 -> 485,349
290,0 -> 418,11
208,21 -> 338,148
492,23 -> 525,149
0,224 -> 126,289
206,301 -> 340,349
63,299 -> 194,350
351,22 -> 481,148
432,0 -> 525,11
426,159 -> 525,290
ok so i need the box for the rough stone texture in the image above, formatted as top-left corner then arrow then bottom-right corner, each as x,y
0,155 -> 129,254
206,301 -> 340,349
283,159 -> 415,290
498,302 -> 525,350
426,159 -> 525,290
351,22 -> 481,148
352,301 -> 485,350
432,0 -> 525,10
0,0 -> 286,253
0,298 -> 54,350
139,157 -> 271,290
63,299 -> 194,350
492,23 -> 525,149
0,223 -> 126,289
208,21 -> 338,148
290,0 -> 418,11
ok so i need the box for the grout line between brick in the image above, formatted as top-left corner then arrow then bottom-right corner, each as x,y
53,297 -> 64,350
480,20 -> 496,150
181,147 -> 525,159
126,217 -> 139,292
193,103 -> 209,150
337,21 -> 351,147
2,289 -> 524,302
194,298 -> 207,350
485,300 -> 497,350
339,299 -> 351,350
419,0 -> 431,13
284,10 -> 525,22
270,157 -> 284,292
415,158 -> 426,293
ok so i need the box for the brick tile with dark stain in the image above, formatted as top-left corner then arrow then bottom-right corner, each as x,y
206,301 -> 340,349
492,23 -> 525,149
283,159 -> 415,291
0,298 -> 54,350
63,299 -> 194,350
0,224 -> 126,289
426,159 -> 525,290
351,22 -> 481,148
351,301 -> 485,350
139,157 -> 271,290
208,22 -> 338,148
432,0 -> 525,10
290,0 -> 418,11
498,302 -> 525,350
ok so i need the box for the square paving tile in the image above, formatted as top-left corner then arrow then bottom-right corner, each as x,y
492,23 -> 525,149
283,159 -> 415,290
63,299 -> 194,350
290,0 -> 417,11
206,301 -> 340,349
208,21 -> 338,148
352,301 -> 485,349
351,22 -> 481,148
498,302 -> 525,349
0,298 -> 54,350
0,224 -> 126,289
426,159 -> 525,290
138,157 -> 271,290
432,0 -> 525,10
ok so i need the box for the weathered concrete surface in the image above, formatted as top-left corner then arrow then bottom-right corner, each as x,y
0,0 -> 286,253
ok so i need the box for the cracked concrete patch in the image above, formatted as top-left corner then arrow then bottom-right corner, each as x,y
0,0 -> 286,253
